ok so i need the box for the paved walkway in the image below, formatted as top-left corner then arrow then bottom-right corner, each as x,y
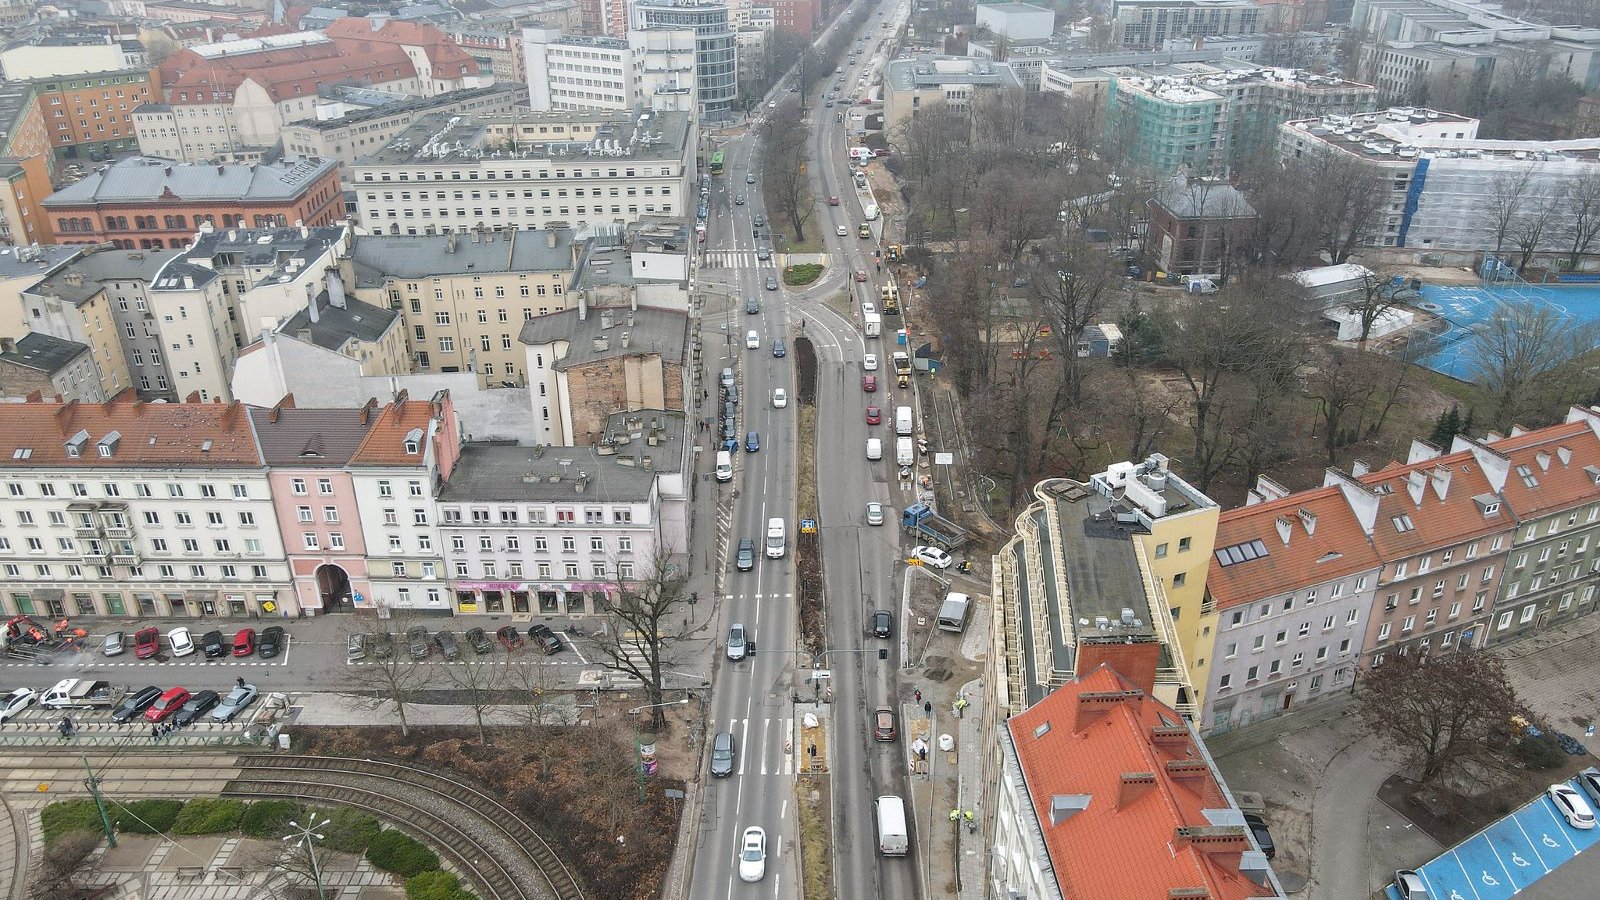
0,792 -> 22,900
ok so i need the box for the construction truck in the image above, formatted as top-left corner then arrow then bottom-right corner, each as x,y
892,351 -> 912,388
881,282 -> 900,315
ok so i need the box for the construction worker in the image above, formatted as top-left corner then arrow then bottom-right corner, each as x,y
949,808 -> 960,824
963,810 -> 975,830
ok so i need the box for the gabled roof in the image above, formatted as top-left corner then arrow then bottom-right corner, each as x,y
1008,664 -> 1279,900
322,17 -> 480,75
1359,451 -> 1510,558
0,396 -> 262,468
1208,486 -> 1384,610
248,402 -> 376,466
278,290 -> 399,351
349,397 -> 437,467
1473,420 -> 1600,520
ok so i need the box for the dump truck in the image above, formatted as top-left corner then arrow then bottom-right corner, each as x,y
901,501 -> 968,548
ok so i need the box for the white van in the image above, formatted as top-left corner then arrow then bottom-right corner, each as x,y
895,436 -> 914,466
876,796 -> 909,856
937,592 -> 972,632
894,406 -> 913,436
766,518 -> 786,558
715,450 -> 734,482
867,438 -> 883,460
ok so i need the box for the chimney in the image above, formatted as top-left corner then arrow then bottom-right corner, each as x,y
0,338 -> 15,354
621,330 -> 630,349
1430,464 -> 1453,500
1351,459 -> 1370,477
165,166 -> 172,176
1558,445 -> 1573,466
1117,773 -> 1156,808
297,328 -> 314,342
446,233 -> 457,254
578,291 -> 587,320
326,271 -> 346,309
1274,516 -> 1293,546
217,165 -> 224,175
600,309 -> 614,330
306,283 -> 320,323
1406,469 -> 1427,505
1535,450 -> 1552,471
1297,507 -> 1317,535
1408,439 -> 1442,464
626,310 -> 635,327
547,230 -> 557,249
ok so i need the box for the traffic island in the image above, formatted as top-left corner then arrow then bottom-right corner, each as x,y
794,776 -> 831,900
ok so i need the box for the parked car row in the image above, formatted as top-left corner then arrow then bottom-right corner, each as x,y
105,626 -> 284,660
109,682 -> 260,725
362,624 -> 565,662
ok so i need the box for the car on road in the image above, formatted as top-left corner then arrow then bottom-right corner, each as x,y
747,173 -> 756,184
1548,783 -> 1596,829
836,225 -> 848,237
727,623 -> 748,660
167,627 -> 196,658
134,627 -> 161,659
111,686 -> 163,723
738,826 -> 767,882
772,388 -> 788,408
201,630 -> 227,659
872,609 -> 893,638
529,624 -> 563,655
829,195 -> 840,205
735,192 -> 745,205
862,374 -> 878,392
863,353 -> 878,371
496,625 -> 525,651
1393,869 -> 1429,899
724,384 -> 739,405
1243,813 -> 1275,858
435,630 -> 461,661
746,330 -> 760,349
911,545 -> 953,569
145,687 -> 191,723
372,631 -> 394,660
756,246 -> 771,260
753,213 -> 766,227
407,625 -> 431,660
465,627 -> 493,655
866,406 -> 881,425
103,631 -> 127,657
721,367 -> 735,388
257,626 -> 286,659
736,538 -> 756,571
866,502 -> 885,526
765,275 -> 778,291
745,431 -> 760,453
874,706 -> 897,741
855,270 -> 868,282
0,687 -> 36,723
772,339 -> 785,357
746,296 -> 760,314
710,731 -> 737,777
173,690 -> 220,727
232,628 -> 256,657
212,683 -> 259,723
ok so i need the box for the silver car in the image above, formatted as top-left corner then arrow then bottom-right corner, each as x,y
102,631 -> 127,656
866,502 -> 884,525
211,683 -> 259,723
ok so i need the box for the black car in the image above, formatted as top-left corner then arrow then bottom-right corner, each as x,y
746,296 -> 760,315
465,627 -> 493,655
434,630 -> 461,661
111,686 -> 162,724
173,690 -> 220,726
257,626 -> 286,659
200,629 -> 227,658
372,631 -> 395,659
1243,813 -> 1275,859
528,624 -> 563,655
736,538 -> 756,571
407,625 -> 431,660
872,610 -> 893,639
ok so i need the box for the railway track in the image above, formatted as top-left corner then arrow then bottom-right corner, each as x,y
224,755 -> 584,900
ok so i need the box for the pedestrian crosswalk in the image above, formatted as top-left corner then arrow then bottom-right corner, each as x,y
702,250 -> 774,270
720,716 -> 795,777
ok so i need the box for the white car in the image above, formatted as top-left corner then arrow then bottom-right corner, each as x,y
1394,870 -> 1429,900
866,501 -> 885,526
911,545 -> 953,569
1548,783 -> 1596,829
167,626 -> 196,658
772,388 -> 788,408
0,687 -> 37,723
863,353 -> 879,371
737,826 -> 767,882
836,225 -> 848,237
746,330 -> 760,349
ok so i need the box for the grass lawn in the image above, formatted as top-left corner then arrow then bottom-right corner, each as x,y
785,264 -> 823,286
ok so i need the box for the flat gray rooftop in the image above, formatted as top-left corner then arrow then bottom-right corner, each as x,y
1050,480 -> 1159,642
440,409 -> 684,503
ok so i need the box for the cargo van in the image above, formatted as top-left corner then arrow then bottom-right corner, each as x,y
876,796 -> 909,856
895,406 -> 913,436
715,450 -> 734,482
766,518 -> 786,558
895,436 -> 914,466
866,438 -> 883,460
937,592 -> 972,632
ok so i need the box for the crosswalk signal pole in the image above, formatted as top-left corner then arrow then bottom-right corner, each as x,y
82,757 -> 116,848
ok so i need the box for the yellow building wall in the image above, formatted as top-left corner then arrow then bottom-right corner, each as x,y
1133,504 -> 1220,711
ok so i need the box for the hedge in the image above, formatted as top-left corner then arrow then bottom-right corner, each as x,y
40,799 -> 102,845
308,806 -> 382,853
405,870 -> 478,900
171,798 -> 245,835
112,799 -> 183,834
239,799 -> 302,838
366,829 -> 441,878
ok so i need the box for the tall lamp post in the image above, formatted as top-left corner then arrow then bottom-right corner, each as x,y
627,697 -> 691,803
283,814 -> 329,900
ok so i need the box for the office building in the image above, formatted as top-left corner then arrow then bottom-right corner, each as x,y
1110,0 -> 1265,50
975,2 -> 1056,41
522,28 -> 697,114
630,0 -> 737,118
0,39 -> 147,81
882,56 -> 1025,133
279,84 -> 529,167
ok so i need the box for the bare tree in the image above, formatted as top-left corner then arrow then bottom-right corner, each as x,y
507,661 -> 568,777
1355,650 -> 1520,789
1305,346 -> 1387,465
1468,299 -> 1600,427
1027,237 -> 1118,410
589,551 -> 691,729
237,840 -> 332,900
340,608 -> 431,737
759,101 -> 814,241
1562,168 -> 1600,271
1483,165 -> 1538,258
1341,267 -> 1406,347
1304,150 -> 1389,265
438,650 -> 508,747
29,831 -> 100,900
1511,194 -> 1561,272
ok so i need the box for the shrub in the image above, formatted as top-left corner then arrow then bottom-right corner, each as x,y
40,800 -> 102,845
1517,732 -> 1566,770
112,799 -> 183,834
365,829 -> 440,877
405,870 -> 477,900
307,806 -> 382,854
239,800 -> 302,838
171,798 -> 245,835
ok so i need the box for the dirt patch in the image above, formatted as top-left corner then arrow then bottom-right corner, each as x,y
795,337 -> 825,658
794,777 -> 831,900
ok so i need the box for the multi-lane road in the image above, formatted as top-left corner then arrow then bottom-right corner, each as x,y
689,3 -> 920,898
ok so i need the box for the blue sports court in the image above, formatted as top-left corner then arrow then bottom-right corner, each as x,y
1383,775 -> 1600,900
1415,283 -> 1600,382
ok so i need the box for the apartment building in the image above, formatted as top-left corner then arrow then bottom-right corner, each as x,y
346,391 -> 462,613
351,229 -> 579,387
280,84 -> 529,166
43,156 -> 343,250
0,395 -> 292,620
772,0 -> 820,36
1110,0 -> 1264,49
0,81 -> 54,246
29,67 -> 160,162
229,293 -> 409,409
992,663 -> 1284,900
322,17 -> 488,99
35,247 -> 181,400
1202,484 -> 1383,732
991,454 -> 1218,719
882,57 -> 1025,134
436,409 -> 688,614
15,267 -> 135,401
0,333 -> 105,403
448,27 -> 527,83
349,108 -> 695,235
629,0 -> 737,118
521,29 -> 698,114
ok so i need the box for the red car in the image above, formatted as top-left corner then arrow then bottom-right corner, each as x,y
866,406 -> 882,425
862,374 -> 878,392
855,270 -> 868,282
231,628 -> 256,657
496,625 -> 525,651
145,687 -> 190,722
829,196 -> 840,206
133,627 -> 160,659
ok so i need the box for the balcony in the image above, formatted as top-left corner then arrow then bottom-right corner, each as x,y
111,553 -> 141,567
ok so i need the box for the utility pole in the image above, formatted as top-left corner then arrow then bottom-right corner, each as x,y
81,757 -> 115,848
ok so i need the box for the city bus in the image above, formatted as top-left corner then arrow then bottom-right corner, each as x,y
709,150 -> 725,175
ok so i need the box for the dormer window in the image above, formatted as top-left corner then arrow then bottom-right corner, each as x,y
403,427 -> 424,455
64,429 -> 89,458
96,431 -> 121,458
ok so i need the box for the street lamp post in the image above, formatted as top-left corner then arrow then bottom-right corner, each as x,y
283,814 -> 328,900
627,697 -> 691,803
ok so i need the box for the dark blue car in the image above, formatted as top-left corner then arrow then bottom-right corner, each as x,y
745,431 -> 760,452
772,339 -> 786,357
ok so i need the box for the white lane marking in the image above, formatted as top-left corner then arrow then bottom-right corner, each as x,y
737,716 -> 749,777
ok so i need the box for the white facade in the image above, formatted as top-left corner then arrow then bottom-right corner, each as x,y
522,27 -> 697,114
348,466 -> 448,612
975,3 -> 1056,41
0,43 -> 140,80
991,729 -> 1060,900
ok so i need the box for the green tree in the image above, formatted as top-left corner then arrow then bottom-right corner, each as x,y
1429,405 -> 1462,447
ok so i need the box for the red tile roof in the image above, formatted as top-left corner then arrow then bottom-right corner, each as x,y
0,396 -> 262,468
1359,451 -> 1511,559
1208,486 -> 1384,610
323,17 -> 480,76
1474,420 -> 1600,520
1008,665 -> 1277,900
158,39 -> 419,103
349,398 -> 437,466
250,46 -> 416,102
